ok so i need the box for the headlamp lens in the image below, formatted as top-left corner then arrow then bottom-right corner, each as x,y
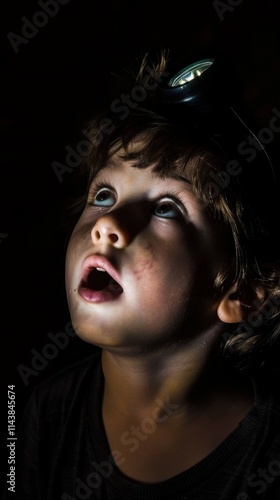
168,58 -> 214,87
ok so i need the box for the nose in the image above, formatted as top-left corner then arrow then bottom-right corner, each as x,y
91,214 -> 132,249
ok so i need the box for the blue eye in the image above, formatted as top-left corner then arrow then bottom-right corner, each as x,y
92,188 -> 116,207
154,200 -> 181,219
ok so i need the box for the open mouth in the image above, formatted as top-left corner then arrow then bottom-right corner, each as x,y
78,255 -> 124,303
82,267 -> 123,294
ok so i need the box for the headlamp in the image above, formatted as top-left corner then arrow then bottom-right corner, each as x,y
157,56 -> 275,177
168,59 -> 214,87
158,56 -> 234,114
161,58 -> 216,108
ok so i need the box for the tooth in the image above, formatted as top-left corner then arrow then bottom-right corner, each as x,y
96,267 -> 106,272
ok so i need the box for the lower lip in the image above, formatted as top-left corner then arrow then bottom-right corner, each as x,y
78,286 -> 123,303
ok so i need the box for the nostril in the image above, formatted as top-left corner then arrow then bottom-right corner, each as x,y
92,228 -> 119,244
109,234 -> 118,243
94,230 -> 101,241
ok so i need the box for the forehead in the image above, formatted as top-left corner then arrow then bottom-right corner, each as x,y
90,153 -> 196,191
90,134 -> 202,180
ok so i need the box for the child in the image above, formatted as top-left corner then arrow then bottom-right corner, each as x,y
5,53 -> 280,499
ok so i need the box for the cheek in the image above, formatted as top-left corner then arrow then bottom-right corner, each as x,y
66,222 -> 91,264
65,252 -> 77,300
65,230 -> 85,287
131,239 -> 193,296
132,228 -> 217,305
132,243 -> 156,281
65,238 -> 77,279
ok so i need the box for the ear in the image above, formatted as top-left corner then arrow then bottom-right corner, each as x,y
217,287 -> 244,324
217,284 -> 268,324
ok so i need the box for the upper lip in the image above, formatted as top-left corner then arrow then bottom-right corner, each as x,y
80,254 -> 122,288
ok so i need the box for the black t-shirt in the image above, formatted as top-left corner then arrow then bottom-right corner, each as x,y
3,351 -> 280,499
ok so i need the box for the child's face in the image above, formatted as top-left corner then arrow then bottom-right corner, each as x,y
65,155 -> 226,352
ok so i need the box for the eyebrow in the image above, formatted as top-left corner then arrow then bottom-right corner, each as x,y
167,173 -> 192,185
93,163 -> 193,188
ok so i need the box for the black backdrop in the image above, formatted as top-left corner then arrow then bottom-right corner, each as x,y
1,0 -> 280,483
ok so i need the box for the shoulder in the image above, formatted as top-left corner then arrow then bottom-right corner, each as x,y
30,349 -> 102,417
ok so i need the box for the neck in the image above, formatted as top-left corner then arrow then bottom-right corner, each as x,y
101,342 -> 251,422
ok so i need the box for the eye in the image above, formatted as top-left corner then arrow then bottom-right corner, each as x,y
91,187 -> 116,207
153,199 -> 182,219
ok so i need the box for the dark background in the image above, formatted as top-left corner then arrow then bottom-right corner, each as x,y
1,0 -> 280,469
